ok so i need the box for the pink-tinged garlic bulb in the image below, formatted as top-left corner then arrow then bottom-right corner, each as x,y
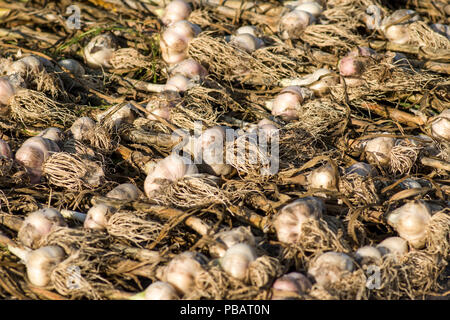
273,197 -> 324,244
307,252 -> 354,287
196,126 -> 233,176
376,236 -> 408,257
272,272 -> 312,298
364,135 -> 395,166
338,56 -> 366,77
83,33 -> 118,68
106,183 -> 140,201
161,0 -> 192,26
165,74 -> 193,92
229,33 -> 263,53
70,117 -> 96,141
37,127 -> 65,146
309,164 -> 338,191
271,86 -> 304,121
279,9 -> 314,40
168,58 -> 208,81
160,21 -> 201,65
15,136 -> 61,183
83,204 -> 116,230
164,251 -> 207,295
146,91 -> 181,121
380,10 -> 419,45
254,119 -> 279,142
25,246 -> 65,287
97,103 -> 137,128
0,76 -> 15,107
354,246 -> 382,265
430,109 -> 450,142
345,162 -> 377,177
221,243 -> 257,280
18,208 -> 67,249
387,201 -> 432,249
210,226 -> 256,258
0,139 -> 11,158
144,154 -> 198,198
58,59 -> 85,77
143,281 -> 179,300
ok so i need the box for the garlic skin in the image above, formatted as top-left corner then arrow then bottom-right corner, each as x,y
338,56 -> 365,77
161,0 -> 192,26
345,162 -> 377,177
26,246 -> 65,287
106,183 -> 140,201
354,246 -> 382,265
83,204 -> 115,230
197,126 -> 233,176
364,136 -> 395,166
221,243 -> 257,280
273,197 -> 324,244
0,139 -> 11,158
272,272 -> 312,297
144,154 -> 198,198
165,74 -> 193,92
309,164 -> 337,190
210,226 -> 256,258
307,252 -> 354,287
70,117 -> 96,141
168,58 -> 208,81
381,10 -> 419,45
18,56 -> 44,72
37,127 -> 65,146
376,236 -> 408,257
18,208 -> 67,249
430,109 -> 450,142
97,103 -> 137,128
164,251 -> 207,295
0,76 -> 15,107
279,10 -> 314,40
387,201 -> 432,249
236,26 -> 259,37
58,59 -> 85,77
84,33 -> 118,69
271,86 -> 304,121
229,33 -> 262,53
160,21 -> 201,65
293,2 -> 323,18
144,281 -> 179,300
146,91 -> 181,121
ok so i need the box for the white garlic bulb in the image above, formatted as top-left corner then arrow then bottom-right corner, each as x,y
307,252 -> 354,287
279,10 -> 314,40
144,281 -> 179,300
376,236 -> 408,257
293,2 -> 323,17
430,109 -> 450,142
58,59 -> 85,77
161,0 -> 192,26
160,21 -> 201,65
164,74 -> 193,92
168,58 -> 208,81
37,127 -> 65,145
272,272 -> 312,296
0,76 -> 15,106
84,33 -> 118,68
97,103 -> 137,128
106,183 -> 140,201
381,10 -> 419,45
354,246 -> 382,265
273,197 -> 324,244
210,226 -> 256,258
26,246 -> 65,287
345,162 -> 377,177
229,33 -> 263,53
70,117 -> 96,141
164,251 -> 207,295
309,164 -> 337,190
271,86 -> 304,121
0,138 -> 11,158
387,201 -> 432,249
364,136 -> 395,166
18,208 -> 67,249
236,26 -> 259,37
17,55 -> 44,73
221,243 -> 257,280
83,204 -> 115,230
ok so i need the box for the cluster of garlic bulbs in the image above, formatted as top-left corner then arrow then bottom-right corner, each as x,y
279,1 -> 323,40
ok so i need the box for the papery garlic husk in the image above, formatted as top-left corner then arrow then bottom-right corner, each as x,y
293,1 -> 323,17
144,281 -> 179,300
345,162 -> 377,177
364,135 -> 395,166
83,204 -> 116,230
0,76 -> 16,107
106,183 -> 140,201
37,127 -> 65,146
168,58 -> 208,81
354,246 -> 382,265
430,109 -> 450,142
271,86 -> 304,121
96,103 -> 137,128
26,245 -> 65,287
308,164 -> 338,191
307,252 -> 354,287
161,0 -> 192,26
0,138 -> 11,158
210,226 -> 256,258
84,33 -> 118,68
376,236 -> 408,257
58,59 -> 85,77
338,56 -> 366,77
279,9 -> 314,40
165,74 -> 194,92
381,10 -> 420,45
164,251 -> 207,295
221,243 -> 257,280
70,117 -> 96,141
146,91 -> 181,121
229,33 -> 262,53
18,208 -> 67,249
272,272 -> 312,298
387,201 -> 432,249
273,197 -> 324,244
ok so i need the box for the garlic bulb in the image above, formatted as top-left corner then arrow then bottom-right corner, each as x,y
144,281 -> 179,300
160,21 -> 201,65
345,162 -> 377,177
146,91 -> 181,121
106,183 -> 140,201
236,26 -> 259,37
272,272 -> 312,296
381,10 -> 419,45
97,103 -> 137,128
37,127 -> 65,146
144,154 -> 198,198
309,164 -> 338,190
0,138 -> 11,158
199,126 -> 233,176
165,74 -> 194,92
168,58 -> 208,81
83,204 -> 115,230
273,197 -> 324,244
307,252 -> 354,287
430,109 -> 450,141
293,2 -> 323,17
279,9 -> 314,40
229,33 -> 263,53
84,33 -> 118,68
338,56 -> 366,77
26,246 -> 65,287
0,76 -> 15,107
161,0 -> 192,26
17,55 -> 44,72
364,136 -> 395,166
254,119 -> 279,142
70,117 -> 96,141
271,86 -> 304,121
376,236 -> 408,257
210,226 -> 256,258
387,201 -> 432,249
58,59 -> 85,76
354,246 -> 382,265
221,243 -> 257,280
18,208 -> 67,249
164,251 -> 207,295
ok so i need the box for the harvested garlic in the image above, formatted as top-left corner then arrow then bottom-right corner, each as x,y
146,91 -> 181,121
106,183 -> 140,201
197,126 -> 233,176
70,117 -> 96,141
309,164 -> 338,191
272,272 -> 312,297
161,0 -> 192,26
354,246 -> 382,265
364,135 -> 395,166
430,109 -> 450,142
271,86 -> 304,121
380,10 -> 419,45
83,204 -> 116,230
221,243 -> 257,280
168,58 -> 208,81
144,281 -> 179,300
210,226 -> 256,258
293,1 -> 323,17
37,127 -> 65,146
58,59 -> 85,77
160,21 -> 201,65
307,252 -> 354,287
376,236 -> 408,257
279,9 -> 314,40
84,33 -> 118,68
25,246 -> 65,287
0,76 -> 16,109
229,33 -> 263,53
273,197 -> 324,244
345,162 -> 377,177
96,103 -> 137,128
